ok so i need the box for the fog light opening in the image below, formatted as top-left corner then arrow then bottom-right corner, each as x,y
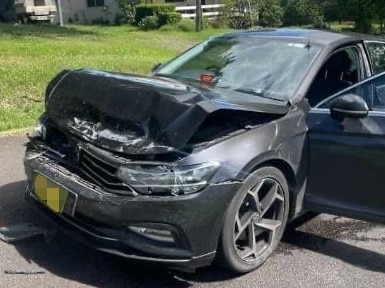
128,226 -> 176,244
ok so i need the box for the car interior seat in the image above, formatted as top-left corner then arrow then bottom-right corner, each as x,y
307,50 -> 353,107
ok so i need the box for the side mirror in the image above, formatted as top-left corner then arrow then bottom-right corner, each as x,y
330,94 -> 369,120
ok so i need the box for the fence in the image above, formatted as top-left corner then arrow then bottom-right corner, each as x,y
175,4 -> 225,19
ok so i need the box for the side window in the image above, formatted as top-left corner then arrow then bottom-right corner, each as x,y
307,47 -> 361,107
366,42 -> 385,75
319,72 -> 385,112
87,0 -> 104,7
361,73 -> 385,111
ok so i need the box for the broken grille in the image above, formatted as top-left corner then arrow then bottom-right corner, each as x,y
79,148 -> 135,195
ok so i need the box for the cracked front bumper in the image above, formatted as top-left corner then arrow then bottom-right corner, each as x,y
24,150 -> 241,270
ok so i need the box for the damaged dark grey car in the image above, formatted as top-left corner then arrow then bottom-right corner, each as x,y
24,29 -> 385,273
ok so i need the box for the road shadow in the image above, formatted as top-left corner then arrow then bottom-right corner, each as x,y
0,23 -> 97,39
0,180 -> 40,227
14,237 -> 193,288
282,229 -> 385,273
0,181 -> 192,287
280,214 -> 385,274
1,180 -> 384,287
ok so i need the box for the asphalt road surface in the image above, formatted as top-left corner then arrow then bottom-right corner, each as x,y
0,134 -> 384,288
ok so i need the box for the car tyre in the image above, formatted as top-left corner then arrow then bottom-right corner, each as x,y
217,166 -> 290,273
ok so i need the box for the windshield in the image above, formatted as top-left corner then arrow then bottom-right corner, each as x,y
156,36 -> 322,101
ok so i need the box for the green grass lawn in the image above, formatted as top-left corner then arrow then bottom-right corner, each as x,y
0,24 -> 229,132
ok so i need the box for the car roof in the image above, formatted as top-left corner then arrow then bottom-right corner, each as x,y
218,28 -> 385,47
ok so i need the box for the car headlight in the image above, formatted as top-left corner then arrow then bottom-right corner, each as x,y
29,115 -> 47,140
116,161 -> 220,196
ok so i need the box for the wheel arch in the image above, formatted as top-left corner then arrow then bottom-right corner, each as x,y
242,158 -> 298,220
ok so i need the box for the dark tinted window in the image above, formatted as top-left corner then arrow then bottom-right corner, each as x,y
307,47 -> 361,107
319,72 -> 385,112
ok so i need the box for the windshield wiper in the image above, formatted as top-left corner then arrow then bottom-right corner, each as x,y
233,88 -> 286,102
155,73 -> 200,84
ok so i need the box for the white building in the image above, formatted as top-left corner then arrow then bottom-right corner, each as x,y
54,0 -> 222,24
54,0 -> 121,24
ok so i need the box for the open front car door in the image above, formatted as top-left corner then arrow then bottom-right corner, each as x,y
306,72 -> 385,224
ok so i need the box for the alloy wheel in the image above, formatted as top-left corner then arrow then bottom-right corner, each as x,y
233,178 -> 285,262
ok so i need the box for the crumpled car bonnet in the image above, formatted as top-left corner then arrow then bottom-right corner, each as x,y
46,69 -> 289,154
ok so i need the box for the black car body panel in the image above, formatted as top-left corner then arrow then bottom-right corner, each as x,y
24,28 -> 385,271
306,82 -> 385,223
24,152 -> 241,270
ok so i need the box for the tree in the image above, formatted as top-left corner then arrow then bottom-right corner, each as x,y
222,0 -> 283,29
282,0 -> 320,26
342,0 -> 376,33
309,0 -> 340,25
222,0 -> 260,29
259,0 -> 284,27
322,0 -> 340,24
373,0 -> 385,30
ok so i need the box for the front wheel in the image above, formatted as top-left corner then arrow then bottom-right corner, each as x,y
217,166 -> 290,273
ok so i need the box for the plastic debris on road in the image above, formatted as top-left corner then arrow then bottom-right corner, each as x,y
4,270 -> 45,275
0,222 -> 47,243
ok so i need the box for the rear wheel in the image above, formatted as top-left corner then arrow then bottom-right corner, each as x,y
217,166 -> 290,273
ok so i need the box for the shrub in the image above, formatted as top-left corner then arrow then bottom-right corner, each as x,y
222,0 -> 256,29
203,17 -> 213,29
116,0 -> 140,25
138,14 -> 159,30
211,16 -> 228,29
158,12 -> 182,26
177,19 -> 195,32
228,16 -> 252,29
135,4 -> 176,24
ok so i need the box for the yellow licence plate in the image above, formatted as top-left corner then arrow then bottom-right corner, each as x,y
33,174 -> 68,213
